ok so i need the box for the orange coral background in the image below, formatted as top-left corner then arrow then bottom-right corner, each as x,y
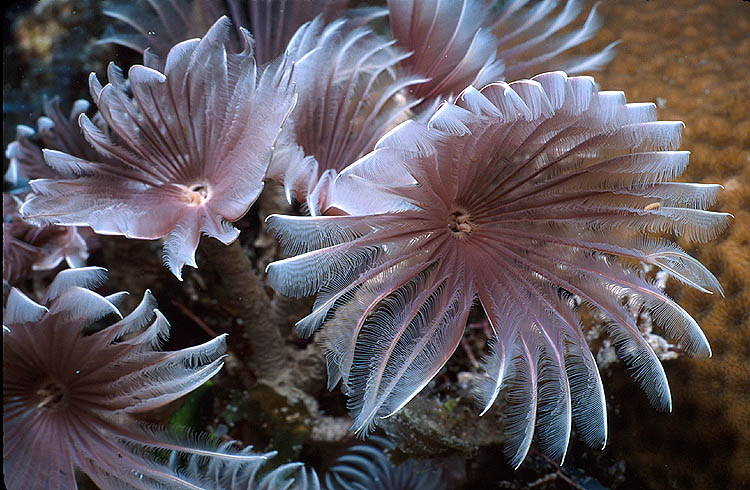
586,1 -> 749,488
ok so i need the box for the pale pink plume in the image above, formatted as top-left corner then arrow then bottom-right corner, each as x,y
226,0 -> 385,66
267,15 -> 424,215
491,0 -> 619,81
100,0 -> 227,61
3,194 -> 88,285
5,97 -> 100,187
3,267 -> 263,489
266,72 -> 729,467
100,0 -> 384,66
388,0 -> 617,101
169,441 -> 321,490
21,17 -> 297,279
3,98 -> 104,284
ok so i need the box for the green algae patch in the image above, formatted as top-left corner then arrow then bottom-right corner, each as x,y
169,381 -> 215,432
220,383 -> 311,466
442,398 -> 460,414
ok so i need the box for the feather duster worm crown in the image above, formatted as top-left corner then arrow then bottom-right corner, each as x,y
3,194 -> 88,285
99,0 -> 377,67
388,0 -> 618,101
3,98 -> 101,284
2,267 -> 265,489
170,441 -> 321,490
266,72 -> 730,467
5,97 -> 99,187
325,436 -> 446,490
268,14 -> 425,215
20,16 -> 297,279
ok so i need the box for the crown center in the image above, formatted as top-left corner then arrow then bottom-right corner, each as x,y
448,209 -> 474,237
184,184 -> 209,205
36,380 -> 68,410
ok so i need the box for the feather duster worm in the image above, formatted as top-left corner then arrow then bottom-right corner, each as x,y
266,72 -> 730,467
3,99 -> 99,284
268,15 -> 424,215
100,0 -> 384,66
2,267 -> 262,489
387,0 -> 504,101
5,97 -> 100,188
100,0 -> 226,61
3,194 -> 88,285
388,0 -> 617,101
491,0 -> 619,81
325,436 -> 446,490
225,0 -> 385,67
21,17 -> 296,279
170,442 -> 321,490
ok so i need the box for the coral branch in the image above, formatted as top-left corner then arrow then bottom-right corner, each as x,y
198,237 -> 286,378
